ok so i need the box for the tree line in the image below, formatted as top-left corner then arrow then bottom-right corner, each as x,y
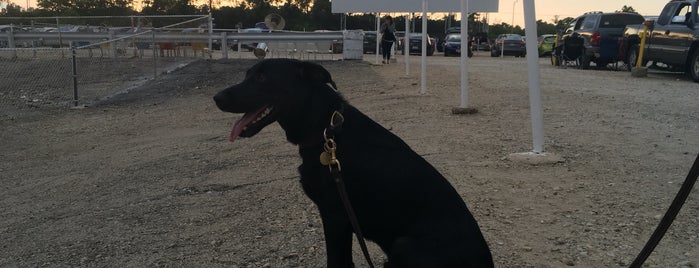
1,0 -> 636,40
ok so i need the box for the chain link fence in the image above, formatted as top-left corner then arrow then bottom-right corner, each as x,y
0,15 -> 213,119
0,47 -> 72,116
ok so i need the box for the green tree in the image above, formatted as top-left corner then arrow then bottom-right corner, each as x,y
552,16 -> 575,31
37,0 -> 134,16
308,0 -> 339,30
1,2 -> 25,16
618,5 -> 638,14
141,0 -> 198,15
487,22 -> 523,39
536,19 -> 557,35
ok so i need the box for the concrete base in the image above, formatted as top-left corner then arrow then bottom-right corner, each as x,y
631,67 -> 648,77
451,107 -> 479,115
507,152 -> 564,165
70,104 -> 88,109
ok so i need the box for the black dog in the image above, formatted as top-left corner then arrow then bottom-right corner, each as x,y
214,59 -> 493,267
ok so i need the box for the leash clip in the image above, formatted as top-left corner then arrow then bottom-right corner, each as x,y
320,138 -> 341,171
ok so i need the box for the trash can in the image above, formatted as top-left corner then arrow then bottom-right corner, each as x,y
342,30 -> 364,60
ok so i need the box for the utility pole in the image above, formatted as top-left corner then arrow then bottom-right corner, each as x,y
511,0 -> 518,33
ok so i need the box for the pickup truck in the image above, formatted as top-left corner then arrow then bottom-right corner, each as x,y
622,0 -> 699,82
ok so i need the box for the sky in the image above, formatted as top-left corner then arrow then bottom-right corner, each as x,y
8,0 -> 667,27
490,0 -> 666,27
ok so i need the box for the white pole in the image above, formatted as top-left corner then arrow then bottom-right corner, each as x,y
376,13 -> 381,65
500,35 -> 504,57
405,14 -> 410,76
512,0 -> 518,33
420,0 -> 427,94
459,0 -> 469,108
208,13 -> 214,52
523,0 -> 544,153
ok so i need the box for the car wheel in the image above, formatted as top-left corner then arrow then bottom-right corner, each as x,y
626,45 -> 639,71
490,50 -> 497,57
689,48 -> 699,82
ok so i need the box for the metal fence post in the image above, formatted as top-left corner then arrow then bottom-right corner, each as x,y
152,29 -> 157,78
221,32 -> 228,59
7,26 -> 17,58
56,17 -> 63,48
71,42 -> 79,107
108,30 -> 116,58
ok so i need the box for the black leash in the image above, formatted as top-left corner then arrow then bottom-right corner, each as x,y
320,110 -> 375,268
629,154 -> 699,268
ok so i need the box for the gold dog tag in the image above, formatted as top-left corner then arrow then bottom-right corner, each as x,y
320,151 -> 332,166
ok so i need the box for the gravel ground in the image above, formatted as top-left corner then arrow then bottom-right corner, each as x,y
1,51 -> 698,267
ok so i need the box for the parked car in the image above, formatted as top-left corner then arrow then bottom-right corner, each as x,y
443,33 -> 460,56
363,32 -> 378,54
537,34 -> 556,56
491,34 -> 526,57
405,33 -> 435,56
442,33 -> 473,57
474,39 -> 491,51
558,11 -> 645,68
623,0 -> 699,81
438,26 -> 461,52
470,32 -> 490,51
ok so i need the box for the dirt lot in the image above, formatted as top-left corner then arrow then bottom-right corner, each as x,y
1,52 -> 698,267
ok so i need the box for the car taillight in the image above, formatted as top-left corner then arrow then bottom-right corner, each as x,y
520,41 -> 526,46
496,41 -> 502,45
590,32 -> 600,46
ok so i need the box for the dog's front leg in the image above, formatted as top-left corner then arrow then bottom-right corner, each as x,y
321,211 -> 354,268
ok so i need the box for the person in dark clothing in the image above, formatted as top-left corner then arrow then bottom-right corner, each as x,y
380,15 -> 397,64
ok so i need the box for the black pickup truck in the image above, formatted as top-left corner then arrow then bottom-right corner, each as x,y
622,0 -> 699,82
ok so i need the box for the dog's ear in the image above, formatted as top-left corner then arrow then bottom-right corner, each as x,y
299,61 -> 333,84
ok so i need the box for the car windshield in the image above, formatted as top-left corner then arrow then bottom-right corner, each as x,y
446,35 -> 460,42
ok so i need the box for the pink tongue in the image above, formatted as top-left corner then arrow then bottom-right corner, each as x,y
230,106 -> 268,142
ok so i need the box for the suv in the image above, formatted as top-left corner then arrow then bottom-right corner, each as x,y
558,12 -> 645,68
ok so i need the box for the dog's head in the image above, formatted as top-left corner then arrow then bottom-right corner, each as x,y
214,59 -> 344,144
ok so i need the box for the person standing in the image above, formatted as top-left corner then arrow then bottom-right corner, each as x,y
380,15 -> 397,64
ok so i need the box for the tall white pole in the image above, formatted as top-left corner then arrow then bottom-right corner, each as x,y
512,0 -> 518,33
523,0 -> 544,153
420,0 -> 427,94
375,14 -> 381,65
405,14 -> 410,76
459,0 -> 469,108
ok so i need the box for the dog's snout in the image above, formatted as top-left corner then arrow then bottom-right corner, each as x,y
213,91 -> 231,112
